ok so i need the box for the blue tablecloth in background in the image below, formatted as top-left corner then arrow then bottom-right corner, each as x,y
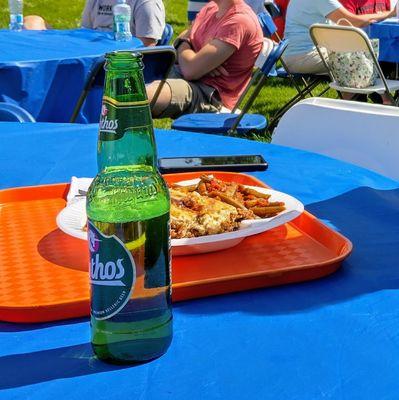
1,123 -> 399,399
369,20 -> 399,63
0,30 -> 141,123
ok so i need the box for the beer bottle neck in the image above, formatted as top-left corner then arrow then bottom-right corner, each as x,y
98,53 -> 157,172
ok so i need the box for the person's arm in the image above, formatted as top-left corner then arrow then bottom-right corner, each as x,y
140,37 -> 157,46
81,0 -> 94,29
178,12 -> 250,81
177,39 -> 236,81
133,0 -> 165,46
177,29 -> 191,39
327,6 -> 395,27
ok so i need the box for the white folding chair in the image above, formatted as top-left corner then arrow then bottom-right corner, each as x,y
273,97 -> 399,181
310,23 -> 399,105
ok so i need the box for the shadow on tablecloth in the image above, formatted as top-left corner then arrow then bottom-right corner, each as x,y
173,186 -> 399,315
0,343 -> 136,389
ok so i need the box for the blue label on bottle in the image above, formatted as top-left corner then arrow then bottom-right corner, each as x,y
117,22 -> 129,33
10,14 -> 23,25
114,14 -> 130,34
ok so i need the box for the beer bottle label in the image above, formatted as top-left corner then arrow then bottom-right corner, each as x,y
99,97 -> 152,141
88,221 -> 136,320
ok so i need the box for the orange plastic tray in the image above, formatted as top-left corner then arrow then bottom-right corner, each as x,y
0,172 -> 352,323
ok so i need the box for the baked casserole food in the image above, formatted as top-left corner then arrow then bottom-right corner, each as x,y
170,175 -> 286,239
170,189 -> 252,239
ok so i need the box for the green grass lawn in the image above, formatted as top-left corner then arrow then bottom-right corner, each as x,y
0,0 -> 335,138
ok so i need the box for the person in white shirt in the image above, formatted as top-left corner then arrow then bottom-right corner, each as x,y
283,0 -> 395,74
23,0 -> 165,46
82,0 -> 165,46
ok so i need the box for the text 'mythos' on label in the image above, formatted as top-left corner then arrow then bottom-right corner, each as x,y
88,221 -> 136,320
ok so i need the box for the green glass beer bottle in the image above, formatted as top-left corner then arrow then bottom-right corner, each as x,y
86,51 -> 172,363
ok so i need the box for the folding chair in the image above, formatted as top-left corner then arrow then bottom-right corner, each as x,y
70,46 -> 176,123
0,103 -> 36,122
310,24 -> 399,105
171,39 -> 289,136
264,0 -> 281,18
158,23 -> 174,46
257,11 -> 330,130
187,0 -> 208,22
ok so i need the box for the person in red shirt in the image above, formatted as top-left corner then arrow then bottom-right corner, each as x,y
147,0 -> 263,118
274,0 -> 289,37
339,0 -> 391,14
340,0 -> 395,96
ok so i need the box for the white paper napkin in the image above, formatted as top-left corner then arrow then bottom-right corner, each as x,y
66,176 -> 94,205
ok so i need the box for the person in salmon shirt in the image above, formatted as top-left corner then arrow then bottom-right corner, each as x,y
147,0 -> 263,118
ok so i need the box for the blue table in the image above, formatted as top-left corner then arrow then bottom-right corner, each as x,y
0,30 -> 141,123
369,20 -> 399,63
1,122 -> 399,400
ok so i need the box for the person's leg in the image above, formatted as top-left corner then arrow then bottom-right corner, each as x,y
147,79 -> 193,118
147,78 -> 221,119
282,49 -> 328,75
283,49 -> 366,101
380,61 -> 396,80
147,80 -> 173,117
24,15 -> 47,30
369,62 -> 396,105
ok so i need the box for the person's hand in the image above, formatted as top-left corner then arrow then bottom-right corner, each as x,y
207,65 -> 229,77
179,29 -> 190,39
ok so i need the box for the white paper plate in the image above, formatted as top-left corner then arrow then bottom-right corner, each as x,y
385,17 -> 399,23
56,179 -> 304,256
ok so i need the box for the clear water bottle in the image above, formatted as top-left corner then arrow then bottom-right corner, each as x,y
113,0 -> 132,42
8,0 -> 23,31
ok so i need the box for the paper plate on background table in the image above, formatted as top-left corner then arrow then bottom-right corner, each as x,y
56,180 -> 304,256
384,17 -> 399,23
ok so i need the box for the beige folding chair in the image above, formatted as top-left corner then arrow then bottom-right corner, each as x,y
310,23 -> 399,105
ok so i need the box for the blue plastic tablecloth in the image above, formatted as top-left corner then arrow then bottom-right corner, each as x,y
369,21 -> 399,63
0,30 -> 142,123
1,123 -> 399,400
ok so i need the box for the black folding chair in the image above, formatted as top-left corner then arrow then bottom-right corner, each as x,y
264,1 -> 281,18
70,46 -> 176,123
